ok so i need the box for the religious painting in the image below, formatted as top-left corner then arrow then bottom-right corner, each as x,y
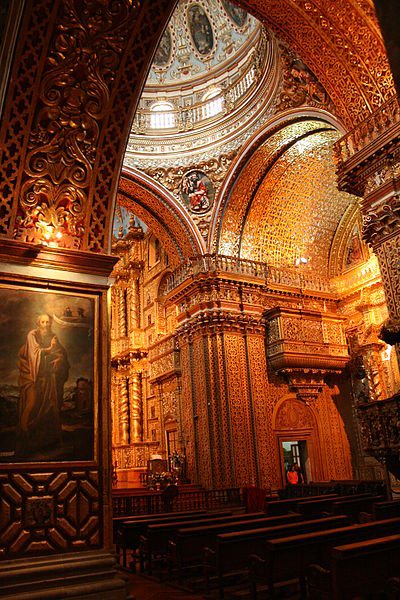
154,27 -> 172,67
0,285 -> 96,463
181,170 -> 215,214
188,4 -> 214,56
222,1 -> 248,27
344,225 -> 364,269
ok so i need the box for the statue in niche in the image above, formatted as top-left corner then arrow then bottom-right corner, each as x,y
345,225 -> 364,268
188,5 -> 214,55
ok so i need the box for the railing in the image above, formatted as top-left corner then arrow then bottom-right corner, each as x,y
112,487 -> 243,517
111,331 -> 145,356
357,394 -> 400,457
166,254 -> 268,293
281,480 -> 385,499
267,265 -> 331,293
131,67 -> 257,134
334,93 -> 400,167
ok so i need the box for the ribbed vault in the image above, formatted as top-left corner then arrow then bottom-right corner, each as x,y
217,120 -> 358,276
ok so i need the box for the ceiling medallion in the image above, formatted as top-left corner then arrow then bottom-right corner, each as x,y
181,170 -> 215,214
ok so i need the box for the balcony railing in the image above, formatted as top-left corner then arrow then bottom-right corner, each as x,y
131,68 -> 257,135
166,254 -> 268,293
267,265 -> 331,293
334,94 -> 400,167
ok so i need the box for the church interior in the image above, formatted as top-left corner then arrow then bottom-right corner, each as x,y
1,0 -> 400,598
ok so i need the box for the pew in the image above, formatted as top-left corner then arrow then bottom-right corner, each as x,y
307,534 -> 400,600
296,493 -> 377,517
169,512 -> 306,584
113,508 -> 207,540
331,495 -> 384,521
204,515 -> 349,599
115,510 -> 228,568
140,511 -> 265,575
264,494 -> 338,516
373,499 -> 400,520
252,516 -> 400,598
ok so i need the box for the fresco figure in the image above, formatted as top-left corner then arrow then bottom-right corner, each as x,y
188,5 -> 214,55
181,171 -> 213,213
154,28 -> 172,67
222,1 -> 248,27
17,313 -> 69,456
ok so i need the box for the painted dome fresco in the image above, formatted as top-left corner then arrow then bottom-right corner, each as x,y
147,0 -> 259,86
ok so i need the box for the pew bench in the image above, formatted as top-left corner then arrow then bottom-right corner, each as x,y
307,533 -> 400,600
204,515 -> 349,599
140,511 -> 264,575
169,512 -> 306,585
115,509 -> 228,569
264,494 -> 338,516
250,516 -> 400,598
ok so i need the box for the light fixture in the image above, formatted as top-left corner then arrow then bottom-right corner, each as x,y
295,256 -> 308,266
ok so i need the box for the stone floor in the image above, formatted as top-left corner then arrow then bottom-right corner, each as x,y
127,573 -> 200,599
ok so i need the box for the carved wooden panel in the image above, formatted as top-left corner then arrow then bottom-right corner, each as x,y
0,469 -> 100,558
224,333 -> 257,487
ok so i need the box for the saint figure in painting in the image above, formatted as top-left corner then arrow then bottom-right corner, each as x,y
182,171 -> 211,213
17,313 -> 69,456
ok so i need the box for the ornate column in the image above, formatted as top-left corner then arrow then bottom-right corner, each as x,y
119,374 -> 130,444
129,371 -> 142,442
336,95 -> 400,360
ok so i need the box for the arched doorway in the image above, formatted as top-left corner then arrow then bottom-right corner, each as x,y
273,395 -> 324,487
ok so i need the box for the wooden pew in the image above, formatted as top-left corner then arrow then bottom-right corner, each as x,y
253,516 -> 400,598
114,509 -> 217,568
113,508 -> 207,540
308,534 -> 400,600
141,511 -> 265,575
169,513 -> 306,584
205,515 -> 349,599
373,499 -> 400,520
264,494 -> 338,516
331,495 -> 384,521
297,493 -> 376,518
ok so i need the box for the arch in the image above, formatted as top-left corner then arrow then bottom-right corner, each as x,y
0,1 -> 394,254
118,168 -> 205,267
210,108 -> 346,253
272,394 -> 325,485
212,109 -> 357,275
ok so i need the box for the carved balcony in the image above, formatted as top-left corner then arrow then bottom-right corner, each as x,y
265,306 -> 349,401
357,394 -> 400,464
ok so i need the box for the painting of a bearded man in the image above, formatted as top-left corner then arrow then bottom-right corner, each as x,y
17,313 -> 69,457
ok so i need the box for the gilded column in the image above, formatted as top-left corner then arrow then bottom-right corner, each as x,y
129,371 -> 142,442
120,375 -> 130,444
118,287 -> 127,338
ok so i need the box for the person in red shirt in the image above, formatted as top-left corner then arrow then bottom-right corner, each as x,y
287,464 -> 299,485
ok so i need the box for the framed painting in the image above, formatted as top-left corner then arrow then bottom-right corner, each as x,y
0,284 -> 97,464
181,169 -> 215,214
188,4 -> 214,56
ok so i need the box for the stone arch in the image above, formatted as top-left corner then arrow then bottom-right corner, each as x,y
0,1 -> 394,255
118,168 -> 205,267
